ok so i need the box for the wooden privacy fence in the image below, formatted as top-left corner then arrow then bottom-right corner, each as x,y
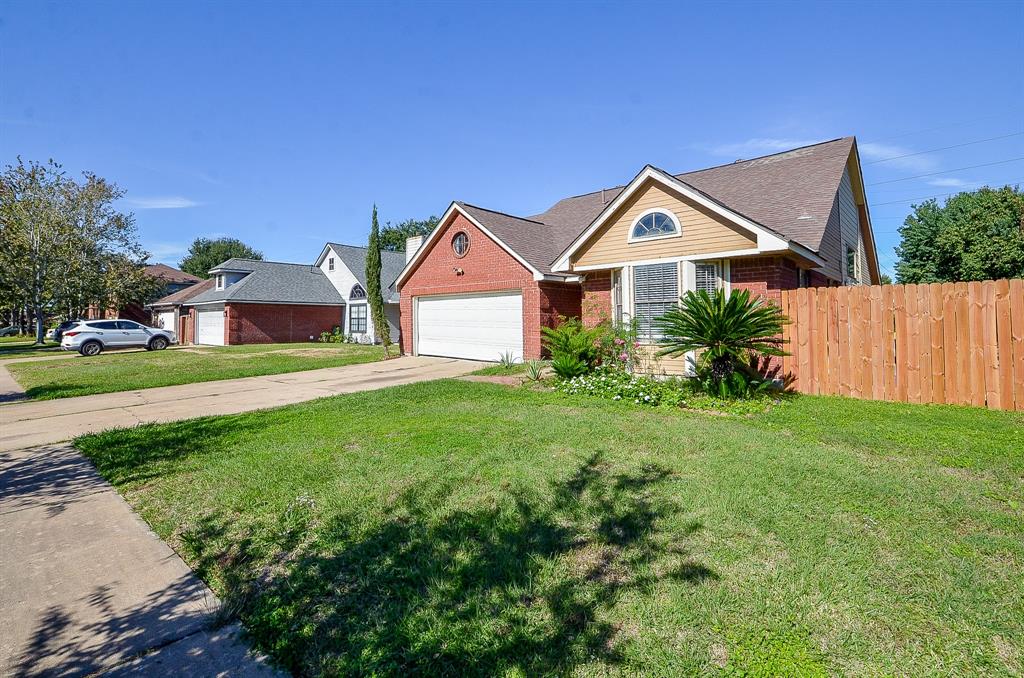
780,279 -> 1024,411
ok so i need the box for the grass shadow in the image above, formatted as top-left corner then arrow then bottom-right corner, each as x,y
179,453 -> 716,675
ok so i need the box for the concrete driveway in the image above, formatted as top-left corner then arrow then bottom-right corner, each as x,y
0,356 -> 479,451
0,443 -> 281,676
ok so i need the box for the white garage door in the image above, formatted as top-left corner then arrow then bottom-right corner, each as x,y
156,311 -> 175,331
195,306 -> 225,346
416,291 -> 523,362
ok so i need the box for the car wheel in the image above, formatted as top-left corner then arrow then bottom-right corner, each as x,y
80,341 -> 103,357
149,337 -> 168,351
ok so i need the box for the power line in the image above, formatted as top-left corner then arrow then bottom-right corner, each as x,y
864,132 -> 1024,164
867,157 -> 1024,186
869,176 -> 1024,206
864,111 -> 1018,144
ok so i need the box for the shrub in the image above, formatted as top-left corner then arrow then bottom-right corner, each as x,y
524,360 -> 545,382
541,317 -> 605,371
551,354 -> 588,379
556,366 -> 684,407
654,289 -> 787,398
498,351 -> 519,370
595,317 -> 642,371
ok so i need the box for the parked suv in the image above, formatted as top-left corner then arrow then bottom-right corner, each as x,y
61,319 -> 176,356
50,318 -> 85,342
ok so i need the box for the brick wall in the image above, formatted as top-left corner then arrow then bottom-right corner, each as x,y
581,271 -> 612,328
399,212 -> 581,359
729,257 -> 801,306
225,303 -> 343,344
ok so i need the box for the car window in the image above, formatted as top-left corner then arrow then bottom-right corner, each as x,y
116,321 -> 143,330
89,321 -> 119,330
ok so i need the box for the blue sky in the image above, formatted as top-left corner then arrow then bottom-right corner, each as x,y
2,1 -> 1022,280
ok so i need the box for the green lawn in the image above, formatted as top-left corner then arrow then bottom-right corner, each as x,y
0,338 -> 61,359
8,343 -> 389,400
76,382 -> 1024,676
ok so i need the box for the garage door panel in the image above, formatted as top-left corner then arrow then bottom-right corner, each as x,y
416,292 -> 522,362
196,307 -> 225,346
156,311 -> 175,331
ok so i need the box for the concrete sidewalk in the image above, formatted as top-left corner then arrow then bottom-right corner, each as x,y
0,356 -> 479,451
0,443 -> 281,676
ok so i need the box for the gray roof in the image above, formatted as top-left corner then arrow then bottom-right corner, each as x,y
189,259 -> 344,305
325,243 -> 406,302
454,137 -> 856,275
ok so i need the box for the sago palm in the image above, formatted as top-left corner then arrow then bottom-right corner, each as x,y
653,289 -> 787,382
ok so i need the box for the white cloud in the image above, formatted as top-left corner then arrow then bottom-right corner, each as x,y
705,138 -> 821,158
144,242 -> 190,264
927,177 -> 976,188
124,196 -> 202,209
858,142 -> 938,172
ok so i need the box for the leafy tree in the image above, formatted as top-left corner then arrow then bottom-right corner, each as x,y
179,237 -> 262,278
365,205 -> 391,352
1,158 -> 150,343
879,273 -> 893,285
895,185 -> 1024,283
655,289 -> 787,397
380,216 -> 439,252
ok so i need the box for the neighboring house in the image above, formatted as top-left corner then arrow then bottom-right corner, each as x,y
146,263 -> 203,296
313,243 -> 404,343
180,245 -> 403,346
185,259 -> 345,345
147,277 -> 215,341
86,263 -> 202,323
396,137 -> 880,368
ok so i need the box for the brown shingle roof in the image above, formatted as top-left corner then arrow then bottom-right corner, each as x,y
457,137 -> 855,275
145,263 -> 202,284
149,277 -> 214,308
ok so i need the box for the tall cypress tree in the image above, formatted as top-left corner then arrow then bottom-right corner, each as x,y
365,204 -> 391,352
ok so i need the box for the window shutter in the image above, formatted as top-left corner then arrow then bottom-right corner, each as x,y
633,263 -> 679,339
695,263 -> 719,295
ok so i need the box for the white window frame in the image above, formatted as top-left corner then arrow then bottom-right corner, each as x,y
349,303 -> 368,333
215,274 -> 224,291
328,257 -> 335,271
627,208 -> 682,244
632,262 -> 680,341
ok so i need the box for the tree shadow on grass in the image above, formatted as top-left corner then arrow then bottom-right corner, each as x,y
182,453 -> 717,676
75,414 -> 276,486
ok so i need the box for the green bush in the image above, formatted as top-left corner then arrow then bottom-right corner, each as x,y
655,289 -> 787,398
551,354 -> 588,379
541,317 -> 605,371
318,326 -> 353,344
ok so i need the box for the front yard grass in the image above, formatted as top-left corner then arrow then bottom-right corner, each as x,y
0,339 -> 61,359
8,343 -> 389,400
76,381 -> 1023,676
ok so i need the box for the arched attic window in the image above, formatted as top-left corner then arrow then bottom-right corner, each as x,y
629,209 -> 680,242
350,284 -> 366,300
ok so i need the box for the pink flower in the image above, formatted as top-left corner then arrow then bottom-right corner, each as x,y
614,338 -> 625,346
619,352 -> 629,361
633,341 -> 641,348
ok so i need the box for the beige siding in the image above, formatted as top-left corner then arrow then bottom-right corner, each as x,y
635,344 -> 691,376
574,180 -> 756,268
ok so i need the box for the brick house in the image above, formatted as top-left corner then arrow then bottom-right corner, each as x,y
396,137 -> 880,371
182,247 -> 403,346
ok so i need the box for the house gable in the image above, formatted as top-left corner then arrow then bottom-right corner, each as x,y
400,209 -> 536,295
816,146 -> 881,284
318,244 -> 362,301
573,179 -> 757,268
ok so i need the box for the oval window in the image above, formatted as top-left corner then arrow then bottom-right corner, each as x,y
452,232 -> 470,257
630,210 -> 679,240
